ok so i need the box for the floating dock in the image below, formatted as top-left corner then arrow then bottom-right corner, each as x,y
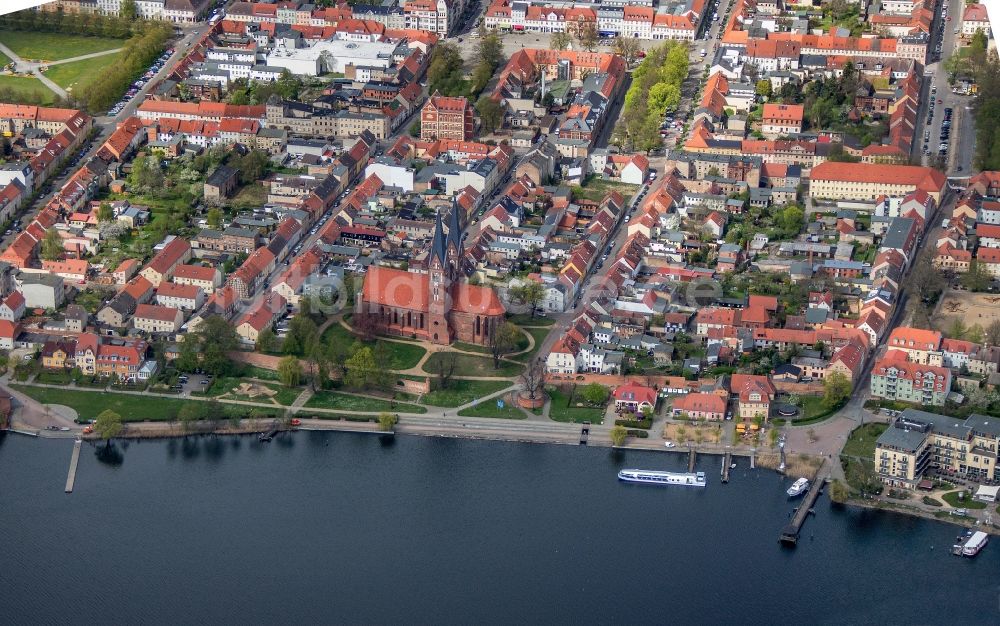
65,438 -> 81,493
722,451 -> 731,483
580,425 -> 589,445
687,448 -> 696,472
779,466 -> 827,545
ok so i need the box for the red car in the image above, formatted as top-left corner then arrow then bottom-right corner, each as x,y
290,418 -> 302,426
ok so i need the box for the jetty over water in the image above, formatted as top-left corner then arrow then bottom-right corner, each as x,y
779,461 -> 828,545
65,438 -> 81,493
687,448 -> 696,472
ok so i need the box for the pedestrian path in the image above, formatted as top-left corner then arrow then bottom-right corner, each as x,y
0,41 -> 67,98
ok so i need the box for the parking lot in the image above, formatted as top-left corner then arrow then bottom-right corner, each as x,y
173,373 -> 213,395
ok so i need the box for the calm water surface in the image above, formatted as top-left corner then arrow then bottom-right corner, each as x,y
1,431 -> 997,624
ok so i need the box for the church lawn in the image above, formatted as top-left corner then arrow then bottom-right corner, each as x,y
422,352 -> 523,378
303,390 -> 426,414
512,327 -> 552,363
506,313 -> 555,327
420,379 -> 512,407
0,30 -> 126,61
320,322 -> 426,370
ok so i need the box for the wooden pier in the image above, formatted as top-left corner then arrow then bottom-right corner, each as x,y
722,451 -> 731,483
579,425 -> 589,445
65,438 -> 81,493
779,466 -> 827,545
687,448 -> 696,472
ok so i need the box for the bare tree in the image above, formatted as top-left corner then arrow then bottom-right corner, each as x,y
435,351 -> 458,389
519,359 -> 546,401
489,322 -> 520,369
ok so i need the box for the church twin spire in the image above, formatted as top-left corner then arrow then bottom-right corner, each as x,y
430,205 -> 464,269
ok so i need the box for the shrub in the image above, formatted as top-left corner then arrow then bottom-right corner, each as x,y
615,418 -> 652,429
625,429 -> 649,438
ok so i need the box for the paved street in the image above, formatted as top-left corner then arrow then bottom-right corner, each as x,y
919,0 -> 977,174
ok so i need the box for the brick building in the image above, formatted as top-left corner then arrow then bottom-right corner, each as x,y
420,92 -> 474,141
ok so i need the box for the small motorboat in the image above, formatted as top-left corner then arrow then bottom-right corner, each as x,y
787,477 -> 810,497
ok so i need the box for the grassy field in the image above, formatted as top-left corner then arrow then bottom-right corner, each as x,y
547,386 -> 606,424
454,332 -> 529,356
13,385 -> 201,422
570,177 -> 640,205
420,379 -> 511,407
43,52 -> 121,94
205,376 -> 301,406
941,490 -> 987,510
512,327 -> 551,363
457,398 -> 526,419
506,313 -> 555,327
0,30 -> 126,61
0,74 -> 54,104
321,322 -> 426,371
303,390 -> 426,414
422,352 -> 522,378
0,49 -> 9,66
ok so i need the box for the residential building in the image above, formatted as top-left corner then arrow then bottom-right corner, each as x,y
870,351 -> 952,406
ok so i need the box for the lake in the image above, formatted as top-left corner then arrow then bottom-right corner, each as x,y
1,431 -> 997,624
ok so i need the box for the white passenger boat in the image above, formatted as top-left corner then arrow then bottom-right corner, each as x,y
960,531 -> 989,557
786,477 -> 810,497
617,469 -> 706,487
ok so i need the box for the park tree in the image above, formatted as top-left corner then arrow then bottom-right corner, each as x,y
206,207 -> 223,229
510,280 -> 545,318
961,259 -> 991,292
192,316 -> 239,376
344,346 -> 377,389
551,31 -> 572,51
581,382 -> 609,406
610,425 -> 628,447
488,322 -> 520,369
283,315 -> 318,356
613,37 -> 642,66
427,43 -> 465,96
476,27 -> 504,70
94,409 -> 123,441
905,251 -> 945,304
434,351 -> 458,389
278,356 -> 303,388
755,79 -> 772,98
476,95 -> 504,134
519,359 -> 546,401
41,228 -> 63,261
121,0 -> 138,20
175,337 -> 199,372
986,319 -> 1000,346
256,328 -> 277,354
378,411 -> 397,432
576,22 -> 599,52
822,372 -> 851,409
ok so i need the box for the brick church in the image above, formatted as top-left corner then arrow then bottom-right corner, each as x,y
360,209 -> 505,345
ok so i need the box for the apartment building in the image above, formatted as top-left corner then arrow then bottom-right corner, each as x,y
869,351 -> 952,406
876,409 -> 1000,488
